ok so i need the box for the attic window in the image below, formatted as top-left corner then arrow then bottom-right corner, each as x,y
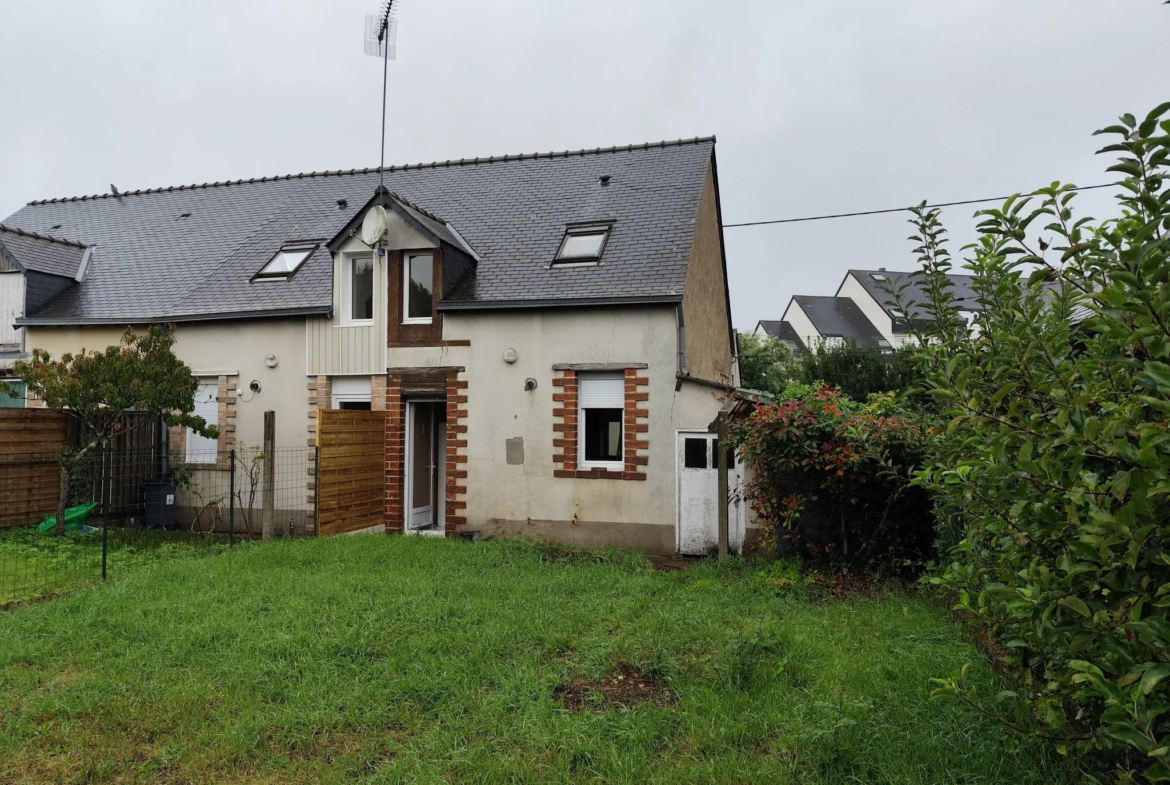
870,273 -> 886,281
876,338 -> 892,348
254,244 -> 316,280
554,226 -> 610,265
889,309 -> 905,318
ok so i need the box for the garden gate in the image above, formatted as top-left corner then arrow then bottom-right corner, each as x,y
315,409 -> 386,536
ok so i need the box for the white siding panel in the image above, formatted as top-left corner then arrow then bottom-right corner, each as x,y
0,274 -> 22,350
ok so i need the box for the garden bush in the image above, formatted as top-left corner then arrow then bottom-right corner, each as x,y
901,104 -> 1170,781
730,382 -> 933,573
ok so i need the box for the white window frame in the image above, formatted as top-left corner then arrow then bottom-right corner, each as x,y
186,379 -> 220,465
341,252 -> 375,325
577,372 -> 625,472
402,251 -> 435,325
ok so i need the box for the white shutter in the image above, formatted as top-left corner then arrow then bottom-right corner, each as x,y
186,381 -> 219,463
578,372 -> 625,409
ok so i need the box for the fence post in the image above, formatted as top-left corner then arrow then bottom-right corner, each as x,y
717,415 -> 729,565
229,447 -> 236,548
101,447 -> 109,580
261,411 -> 275,541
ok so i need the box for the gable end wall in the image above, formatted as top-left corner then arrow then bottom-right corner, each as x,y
681,162 -> 735,386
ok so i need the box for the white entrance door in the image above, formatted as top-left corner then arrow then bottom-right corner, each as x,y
406,400 -> 445,533
676,432 -> 743,556
677,432 -> 719,555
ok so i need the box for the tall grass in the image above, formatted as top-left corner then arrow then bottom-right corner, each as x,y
0,536 -> 1077,784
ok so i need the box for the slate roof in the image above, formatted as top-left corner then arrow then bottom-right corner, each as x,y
847,269 -> 982,319
2,137 -> 715,324
792,296 -> 885,349
0,225 -> 88,279
755,319 -> 806,353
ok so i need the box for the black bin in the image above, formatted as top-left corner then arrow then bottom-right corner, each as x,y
144,480 -> 177,529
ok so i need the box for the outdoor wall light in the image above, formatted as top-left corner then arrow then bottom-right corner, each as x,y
264,354 -> 279,368
524,378 -> 538,392
249,380 -> 262,394
503,348 -> 518,364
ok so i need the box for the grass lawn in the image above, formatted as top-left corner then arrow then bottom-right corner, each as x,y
0,524 -> 232,607
0,536 -> 1076,784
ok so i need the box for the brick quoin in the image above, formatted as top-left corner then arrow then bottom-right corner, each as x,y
382,374 -> 405,533
552,367 -> 647,481
305,375 -> 331,535
445,372 -> 469,534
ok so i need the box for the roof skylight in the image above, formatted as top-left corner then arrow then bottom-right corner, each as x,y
554,226 -> 610,264
255,245 -> 316,280
870,273 -> 886,281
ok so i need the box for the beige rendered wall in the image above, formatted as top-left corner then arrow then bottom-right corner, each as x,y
780,299 -> 821,349
24,319 -> 309,448
681,164 -> 736,386
836,273 -> 896,343
387,305 -> 726,553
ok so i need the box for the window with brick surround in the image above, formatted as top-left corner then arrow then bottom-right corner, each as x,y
578,372 -> 624,470
552,365 -> 648,481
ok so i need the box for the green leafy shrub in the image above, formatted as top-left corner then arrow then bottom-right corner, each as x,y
737,332 -> 798,395
797,340 -> 921,402
730,383 -> 933,572
903,104 -> 1170,780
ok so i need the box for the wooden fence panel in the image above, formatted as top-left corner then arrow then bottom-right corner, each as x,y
0,409 -> 69,529
317,409 -> 386,536
0,409 -> 162,529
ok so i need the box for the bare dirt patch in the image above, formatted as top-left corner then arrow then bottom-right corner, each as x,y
553,662 -> 673,711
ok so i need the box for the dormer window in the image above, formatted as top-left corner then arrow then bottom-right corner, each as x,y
554,225 -> 611,265
255,244 -> 316,280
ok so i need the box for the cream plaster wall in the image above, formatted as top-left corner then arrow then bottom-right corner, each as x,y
25,319 -> 309,448
399,306 -> 725,542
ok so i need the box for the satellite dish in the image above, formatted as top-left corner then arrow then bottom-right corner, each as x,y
361,205 -> 388,246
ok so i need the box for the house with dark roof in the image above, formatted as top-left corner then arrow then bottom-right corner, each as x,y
1,136 -> 745,555
751,320 -> 806,354
752,268 -> 982,354
836,268 -> 981,346
780,295 -> 890,351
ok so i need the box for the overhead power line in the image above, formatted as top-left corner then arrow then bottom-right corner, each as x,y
722,182 -> 1117,228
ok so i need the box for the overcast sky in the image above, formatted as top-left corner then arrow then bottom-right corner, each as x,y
1,1 -> 1167,330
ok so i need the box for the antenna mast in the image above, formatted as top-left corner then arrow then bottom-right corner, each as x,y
364,1 -> 399,194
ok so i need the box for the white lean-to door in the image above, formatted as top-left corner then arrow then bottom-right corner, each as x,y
676,431 -> 742,556
405,400 -> 445,534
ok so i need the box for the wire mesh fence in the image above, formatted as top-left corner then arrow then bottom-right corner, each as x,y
0,445 -> 314,608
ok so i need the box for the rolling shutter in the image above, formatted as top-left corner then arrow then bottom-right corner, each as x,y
577,372 -> 625,409
186,381 -> 219,463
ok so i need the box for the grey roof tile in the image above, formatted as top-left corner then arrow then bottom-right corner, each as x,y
848,269 -> 982,317
793,296 -> 884,349
0,225 -> 87,279
3,138 -> 715,323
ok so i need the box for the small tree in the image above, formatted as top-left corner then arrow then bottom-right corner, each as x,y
737,332 -> 797,395
3,327 -> 216,536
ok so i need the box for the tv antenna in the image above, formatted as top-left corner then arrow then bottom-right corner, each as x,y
364,1 -> 399,195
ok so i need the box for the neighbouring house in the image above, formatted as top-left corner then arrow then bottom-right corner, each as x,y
0,136 -> 749,555
781,295 -> 891,352
756,268 -> 981,352
751,320 -> 805,354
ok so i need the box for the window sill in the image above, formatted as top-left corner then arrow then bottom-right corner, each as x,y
401,318 -> 434,326
554,469 -> 645,481
338,320 -> 375,328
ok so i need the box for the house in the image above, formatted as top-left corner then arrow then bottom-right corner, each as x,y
781,295 -> 890,351
751,320 -> 805,354
0,136 -> 747,555
835,268 -> 981,346
754,268 -> 981,352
